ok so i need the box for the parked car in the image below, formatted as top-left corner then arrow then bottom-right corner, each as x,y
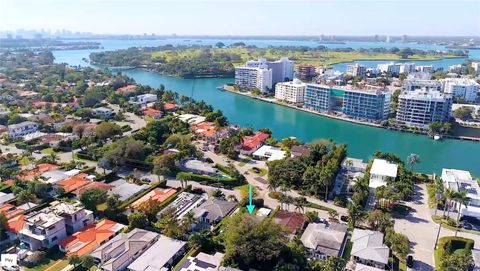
406,254 -> 414,268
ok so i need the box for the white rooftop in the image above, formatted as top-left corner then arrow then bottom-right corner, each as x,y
256,207 -> 271,217
442,168 -> 479,199
178,114 -> 206,125
370,159 -> 398,178
252,145 -> 286,161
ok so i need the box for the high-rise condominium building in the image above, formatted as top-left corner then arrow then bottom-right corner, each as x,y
304,84 -> 334,112
245,57 -> 294,84
346,64 -> 367,77
234,65 -> 272,93
342,88 -> 391,121
442,78 -> 479,103
275,79 -> 307,104
403,79 -> 442,92
396,90 -> 452,128
297,65 -> 316,81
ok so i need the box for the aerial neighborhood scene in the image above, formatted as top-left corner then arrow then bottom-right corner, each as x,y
0,0 -> 479,271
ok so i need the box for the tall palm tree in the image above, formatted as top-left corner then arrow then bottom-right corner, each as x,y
454,191 -> 468,237
294,197 -> 307,213
182,211 -> 196,231
407,154 -> 420,171
444,188 -> 456,218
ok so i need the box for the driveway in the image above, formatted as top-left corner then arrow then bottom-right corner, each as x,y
395,184 -> 480,271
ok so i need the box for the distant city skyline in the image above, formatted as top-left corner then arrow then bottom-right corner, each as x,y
0,0 -> 479,36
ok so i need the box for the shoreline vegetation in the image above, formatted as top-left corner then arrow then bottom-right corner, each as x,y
220,86 -> 480,142
89,45 -> 466,78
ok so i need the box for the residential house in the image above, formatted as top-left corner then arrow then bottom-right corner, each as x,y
129,93 -> 157,105
274,211 -> 305,236
157,192 -> 207,220
240,132 -> 269,154
351,229 -> 390,270
192,199 -> 237,230
301,222 -> 348,260
18,163 -> 60,181
8,121 -> 39,139
177,252 -> 224,271
368,159 -> 398,189
142,107 -> 163,119
130,188 -> 177,210
107,179 -> 149,201
442,168 -> 480,219
90,228 -> 159,271
116,85 -> 138,94
252,145 -> 286,161
92,107 -> 116,119
19,201 -> 94,251
59,219 -> 125,256
290,145 -> 310,158
127,235 -> 187,271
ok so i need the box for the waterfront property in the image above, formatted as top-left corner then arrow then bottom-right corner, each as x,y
396,89 -> 452,128
403,79 -> 442,92
240,131 -> 270,154
274,79 -> 306,104
245,57 -> 294,84
350,229 -> 390,270
252,145 -> 287,161
369,159 -> 398,189
128,93 -> 158,105
346,63 -> 367,77
442,78 -> 479,103
234,65 -> 272,93
304,83 -> 334,112
442,168 -> 480,219
297,64 -> 316,81
300,222 -> 348,260
342,87 -> 391,121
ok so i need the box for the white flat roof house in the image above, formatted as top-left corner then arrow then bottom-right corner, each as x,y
252,145 -> 287,161
177,252 -> 224,271
127,235 -> 186,271
129,93 -> 158,105
8,121 -> 39,139
92,107 -> 116,119
442,168 -> 480,219
369,159 -> 398,189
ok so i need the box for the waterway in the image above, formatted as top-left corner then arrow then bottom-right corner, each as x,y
51,39 -> 480,175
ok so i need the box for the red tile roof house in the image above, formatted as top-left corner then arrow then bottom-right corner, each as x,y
274,210 -> 306,236
163,103 -> 179,112
116,85 -> 138,94
58,219 -> 125,256
191,122 -> 228,143
18,163 -> 60,181
240,132 -> 270,155
142,107 -> 163,119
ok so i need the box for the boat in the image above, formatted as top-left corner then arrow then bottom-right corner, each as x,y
433,134 -> 441,140
216,85 -> 226,91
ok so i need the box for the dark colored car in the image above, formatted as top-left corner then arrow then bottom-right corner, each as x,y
406,254 -> 414,268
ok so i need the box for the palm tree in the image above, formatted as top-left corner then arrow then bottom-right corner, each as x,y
182,211 -> 196,231
293,197 -> 307,213
444,188 -> 456,218
347,203 -> 365,227
454,191 -> 468,237
328,209 -> 339,221
279,193 -> 287,210
407,154 -> 420,171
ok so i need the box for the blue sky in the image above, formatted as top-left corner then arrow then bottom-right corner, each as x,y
0,0 -> 479,36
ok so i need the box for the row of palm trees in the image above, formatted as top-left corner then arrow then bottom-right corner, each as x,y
434,177 -> 469,237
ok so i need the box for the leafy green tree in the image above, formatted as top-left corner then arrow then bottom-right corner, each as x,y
94,122 -> 122,142
153,154 -> 176,181
0,212 -> 8,233
127,212 -> 148,230
453,106 -> 473,121
68,255 -> 81,267
366,210 -> 393,233
80,255 -> 95,269
385,229 -> 410,259
79,188 -> 108,211
215,42 -> 225,48
105,194 -> 123,219
222,214 -> 288,270
310,256 -> 346,271
441,251 -> 473,271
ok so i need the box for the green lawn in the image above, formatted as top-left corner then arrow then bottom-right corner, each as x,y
342,240 -> 353,260
19,156 -> 31,166
248,167 -> 268,177
41,147 -> 56,155
238,158 -> 251,167
434,236 -> 474,271
24,258 -> 68,271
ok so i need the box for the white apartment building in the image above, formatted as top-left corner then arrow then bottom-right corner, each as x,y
245,57 -> 294,84
129,93 -> 157,105
399,63 -> 416,74
403,79 -> 442,92
346,64 -> 367,77
377,62 -> 401,75
274,79 -> 306,104
442,168 -> 480,219
92,107 -> 116,119
416,65 -> 434,73
472,62 -> 480,74
442,78 -> 479,103
19,201 -> 93,251
396,90 -> 452,128
234,65 -> 272,93
8,121 -> 38,139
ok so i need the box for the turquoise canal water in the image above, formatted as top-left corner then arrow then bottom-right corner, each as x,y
52,39 -> 480,175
